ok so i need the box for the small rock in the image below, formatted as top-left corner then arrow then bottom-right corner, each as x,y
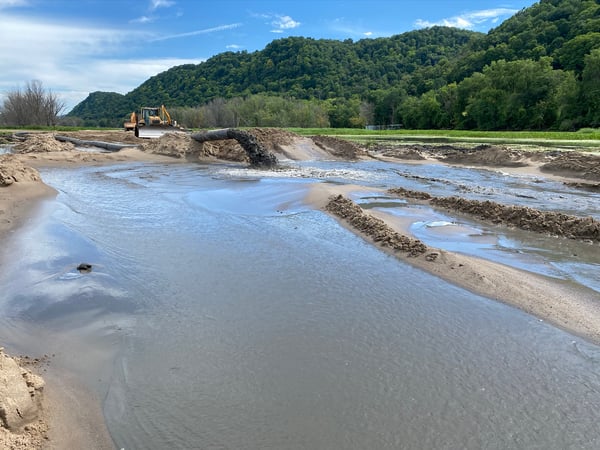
76,263 -> 92,273
425,252 -> 439,261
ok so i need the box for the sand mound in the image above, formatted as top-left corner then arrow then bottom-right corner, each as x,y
388,187 -> 600,242
13,133 -> 74,154
311,135 -> 366,160
540,152 -> 600,181
434,144 -> 528,166
141,129 -> 294,163
63,130 -> 140,144
372,143 -> 528,166
247,127 -> 298,149
378,145 -> 427,160
0,155 -> 41,186
0,348 -> 48,449
140,128 -> 368,164
326,194 -> 428,256
140,132 -> 205,159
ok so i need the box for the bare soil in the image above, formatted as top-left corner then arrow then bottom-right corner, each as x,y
310,135 -> 367,160
326,194 -> 428,256
388,187 -> 600,242
370,142 -> 600,181
0,155 -> 41,186
0,349 -> 48,450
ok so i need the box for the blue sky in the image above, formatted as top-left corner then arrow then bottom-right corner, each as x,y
0,0 -> 538,112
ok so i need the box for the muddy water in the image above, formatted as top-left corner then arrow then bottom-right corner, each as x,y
1,160 -> 600,449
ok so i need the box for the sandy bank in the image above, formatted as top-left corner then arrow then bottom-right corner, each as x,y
0,161 -> 114,448
0,349 -> 47,449
307,184 -> 600,345
0,181 -> 56,244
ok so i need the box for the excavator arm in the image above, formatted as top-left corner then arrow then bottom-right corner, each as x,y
161,105 -> 172,125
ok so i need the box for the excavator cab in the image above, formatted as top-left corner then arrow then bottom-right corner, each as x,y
134,105 -> 177,138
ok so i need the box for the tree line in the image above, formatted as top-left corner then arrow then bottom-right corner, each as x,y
166,50 -> 599,131
376,52 -> 600,131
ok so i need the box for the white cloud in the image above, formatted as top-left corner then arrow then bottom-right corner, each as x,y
327,17 -> 385,39
270,14 -> 300,33
226,44 -> 243,50
0,0 -> 29,8
130,15 -> 154,24
150,0 -> 175,11
252,12 -> 301,33
151,23 -> 242,42
0,14 -> 202,111
415,8 -> 517,30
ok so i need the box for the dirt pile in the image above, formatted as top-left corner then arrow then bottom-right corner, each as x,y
386,187 -> 433,200
13,133 -> 74,154
564,181 -> 600,191
540,151 -> 600,181
388,187 -> 600,242
143,129 -> 288,166
0,133 -> 13,145
377,145 -> 426,160
311,135 -> 366,160
372,143 -> 529,166
370,142 -> 600,181
0,348 -> 48,449
0,155 -> 41,186
140,132 -> 205,159
64,130 -> 140,144
433,144 -> 529,166
431,196 -> 600,241
247,127 -> 298,149
326,194 -> 428,256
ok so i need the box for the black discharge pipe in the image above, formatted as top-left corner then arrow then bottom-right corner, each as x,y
191,128 -> 278,168
55,135 -> 138,152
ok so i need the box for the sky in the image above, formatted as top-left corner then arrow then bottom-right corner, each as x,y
0,0 -> 538,113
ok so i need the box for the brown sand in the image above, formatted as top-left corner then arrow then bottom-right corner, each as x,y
1,130 -> 600,448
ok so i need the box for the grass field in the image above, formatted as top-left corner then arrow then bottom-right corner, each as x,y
288,128 -> 600,149
3,126 -> 600,150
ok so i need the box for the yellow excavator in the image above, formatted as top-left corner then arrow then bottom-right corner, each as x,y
124,105 -> 180,138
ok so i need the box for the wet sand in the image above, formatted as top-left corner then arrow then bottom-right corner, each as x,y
1,130 -> 599,448
0,181 -> 55,242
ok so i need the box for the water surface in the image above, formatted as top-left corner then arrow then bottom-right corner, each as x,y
1,159 -> 600,449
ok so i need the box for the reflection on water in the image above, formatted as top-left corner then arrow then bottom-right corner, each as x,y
0,160 -> 599,449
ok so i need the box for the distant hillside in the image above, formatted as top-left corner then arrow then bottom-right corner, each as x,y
67,91 -> 133,127
68,0 -> 600,130
451,0 -> 600,80
68,27 -> 480,124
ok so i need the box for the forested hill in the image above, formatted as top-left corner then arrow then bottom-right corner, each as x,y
69,26 -> 478,124
69,0 -> 600,130
451,0 -> 600,80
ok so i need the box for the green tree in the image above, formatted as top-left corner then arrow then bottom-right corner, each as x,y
581,48 -> 600,125
554,71 -> 581,130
